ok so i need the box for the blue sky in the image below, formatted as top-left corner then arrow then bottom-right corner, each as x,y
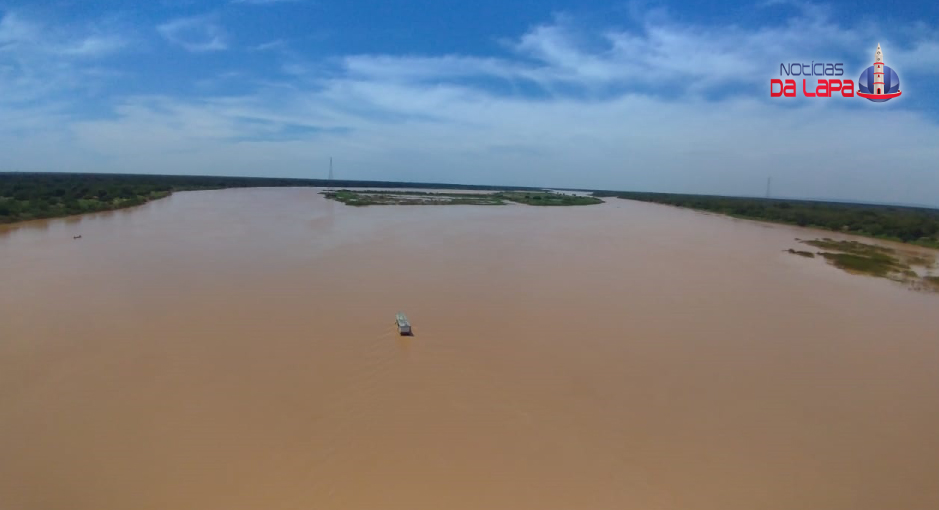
1,0 -> 939,205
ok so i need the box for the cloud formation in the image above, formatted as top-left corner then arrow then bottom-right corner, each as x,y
157,15 -> 227,52
0,12 -> 127,58
1,4 -> 939,205
0,11 -> 129,111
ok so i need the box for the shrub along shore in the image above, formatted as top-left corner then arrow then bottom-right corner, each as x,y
594,191 -> 939,248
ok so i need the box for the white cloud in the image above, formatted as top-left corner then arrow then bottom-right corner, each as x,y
61,35 -> 127,57
48,89 -> 939,207
0,11 -> 129,109
157,16 -> 227,52
335,5 -> 932,98
251,39 -> 286,51
0,12 -> 36,47
0,11 -> 127,58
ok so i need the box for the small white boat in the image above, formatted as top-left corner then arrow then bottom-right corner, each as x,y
395,312 -> 411,336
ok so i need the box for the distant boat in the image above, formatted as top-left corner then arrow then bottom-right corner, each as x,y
395,312 -> 411,336
73,235 -> 82,239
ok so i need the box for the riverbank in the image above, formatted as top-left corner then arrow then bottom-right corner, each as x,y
0,172 -> 536,225
0,191 -> 174,225
595,191 -> 939,248
5,174 -> 938,249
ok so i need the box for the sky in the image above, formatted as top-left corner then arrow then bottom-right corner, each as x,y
1,0 -> 938,205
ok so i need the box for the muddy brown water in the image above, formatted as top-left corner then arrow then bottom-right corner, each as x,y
2,188 -> 938,510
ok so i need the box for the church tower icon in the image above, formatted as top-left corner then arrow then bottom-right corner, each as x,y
858,43 -> 901,102
873,44 -> 884,94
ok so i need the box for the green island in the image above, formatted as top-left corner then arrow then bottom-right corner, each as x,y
594,191 -> 939,248
321,189 -> 603,207
0,172 -> 533,224
787,237 -> 938,290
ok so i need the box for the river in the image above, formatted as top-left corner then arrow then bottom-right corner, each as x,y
2,188 -> 937,510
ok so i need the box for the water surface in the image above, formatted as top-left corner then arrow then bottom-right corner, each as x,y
2,188 -> 937,510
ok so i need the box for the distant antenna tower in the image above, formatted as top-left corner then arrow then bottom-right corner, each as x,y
765,176 -> 772,198
328,157 -> 333,180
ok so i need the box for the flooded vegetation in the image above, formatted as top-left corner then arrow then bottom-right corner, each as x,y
786,248 -> 815,258
2,188 -> 939,510
788,237 -> 938,290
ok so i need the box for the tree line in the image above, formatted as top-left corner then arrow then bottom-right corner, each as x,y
0,172 -> 533,224
593,191 -> 939,247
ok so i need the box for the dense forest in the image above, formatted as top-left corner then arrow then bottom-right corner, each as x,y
0,172 -> 532,224
593,191 -> 939,247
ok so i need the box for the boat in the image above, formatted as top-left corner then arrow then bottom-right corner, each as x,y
395,312 -> 411,336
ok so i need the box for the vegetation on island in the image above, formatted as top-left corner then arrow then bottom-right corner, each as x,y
786,237 -> 938,290
322,190 -> 505,206
786,249 -> 815,258
1,172 -> 599,224
498,192 -> 603,206
594,191 -> 939,248
0,172 -> 534,224
322,189 -> 603,207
